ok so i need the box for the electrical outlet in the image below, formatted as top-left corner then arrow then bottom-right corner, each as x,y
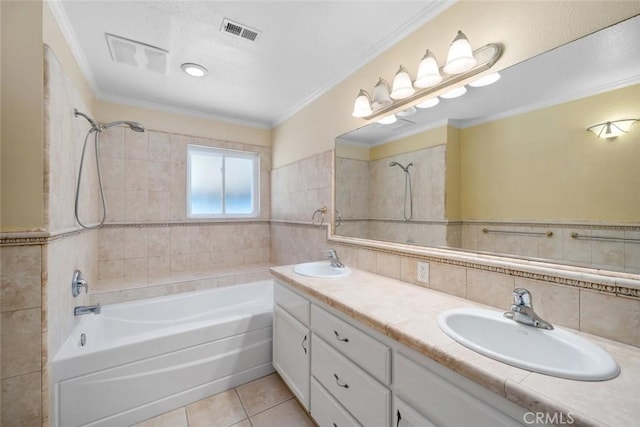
417,261 -> 429,283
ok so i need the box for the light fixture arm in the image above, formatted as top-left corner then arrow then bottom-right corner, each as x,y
362,43 -> 503,121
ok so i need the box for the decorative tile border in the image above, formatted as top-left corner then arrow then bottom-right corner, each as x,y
330,236 -> 640,301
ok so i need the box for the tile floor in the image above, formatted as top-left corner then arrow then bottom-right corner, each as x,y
133,373 -> 316,427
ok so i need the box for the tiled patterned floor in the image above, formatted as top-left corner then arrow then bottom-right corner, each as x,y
133,373 -> 315,427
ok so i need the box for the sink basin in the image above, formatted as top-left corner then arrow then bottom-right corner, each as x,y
293,261 -> 351,278
438,308 -> 619,381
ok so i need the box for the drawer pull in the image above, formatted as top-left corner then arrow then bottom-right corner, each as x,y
333,373 -> 349,389
301,335 -> 308,354
397,409 -> 402,427
333,424 -> 338,427
333,330 -> 350,342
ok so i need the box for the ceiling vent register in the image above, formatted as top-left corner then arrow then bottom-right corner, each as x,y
221,18 -> 260,42
105,33 -> 168,74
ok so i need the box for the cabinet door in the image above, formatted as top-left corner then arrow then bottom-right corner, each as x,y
273,305 -> 310,410
393,397 -> 437,427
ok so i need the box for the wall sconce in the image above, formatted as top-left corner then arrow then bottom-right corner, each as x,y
587,119 -> 638,140
351,30 -> 502,120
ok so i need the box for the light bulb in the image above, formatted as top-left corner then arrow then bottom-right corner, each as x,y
469,72 -> 501,87
414,50 -> 443,88
372,78 -> 392,110
443,31 -> 477,75
390,65 -> 415,99
377,114 -> 397,125
440,86 -> 467,99
416,97 -> 440,109
352,89 -> 372,118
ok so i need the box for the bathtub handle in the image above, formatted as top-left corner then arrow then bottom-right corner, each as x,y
301,335 -> 307,354
333,330 -> 349,343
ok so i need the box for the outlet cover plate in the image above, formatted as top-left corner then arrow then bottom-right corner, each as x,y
417,261 -> 429,283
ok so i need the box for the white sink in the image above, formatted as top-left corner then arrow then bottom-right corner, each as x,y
293,261 -> 351,278
438,308 -> 619,381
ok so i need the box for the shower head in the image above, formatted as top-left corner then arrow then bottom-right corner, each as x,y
100,121 -> 146,133
388,161 -> 413,173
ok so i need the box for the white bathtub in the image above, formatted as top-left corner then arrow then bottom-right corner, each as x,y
52,280 -> 274,427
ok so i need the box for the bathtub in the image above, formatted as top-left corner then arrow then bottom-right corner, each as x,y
52,280 -> 274,427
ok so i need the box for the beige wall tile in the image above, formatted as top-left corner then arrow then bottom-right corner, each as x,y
99,228 -> 124,261
514,278 -> 579,329
148,256 -> 171,279
171,255 -> 190,273
125,228 -> 149,259
148,131 -> 172,162
148,227 -> 171,257
104,190 -> 125,222
100,157 -> 124,190
125,159 -> 149,191
466,269 -> 515,309
125,258 -> 148,280
1,309 -> 41,378
99,127 -> 124,159
125,128 -> 149,160
580,291 -> 640,347
171,227 -> 190,255
148,161 -> 172,192
1,245 -> 41,312
429,263 -> 467,298
148,191 -> 171,221
99,259 -> 125,280
1,371 -> 41,426
125,191 -> 148,221
376,252 -> 401,279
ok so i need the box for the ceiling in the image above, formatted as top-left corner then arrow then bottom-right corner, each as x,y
339,15 -> 640,146
50,1 -> 453,128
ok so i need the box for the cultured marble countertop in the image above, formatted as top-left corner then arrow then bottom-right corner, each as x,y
270,265 -> 640,427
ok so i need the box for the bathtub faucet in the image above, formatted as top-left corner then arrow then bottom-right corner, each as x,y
74,304 -> 101,316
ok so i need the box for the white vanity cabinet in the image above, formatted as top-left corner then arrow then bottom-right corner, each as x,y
273,280 -> 525,427
273,284 -> 311,409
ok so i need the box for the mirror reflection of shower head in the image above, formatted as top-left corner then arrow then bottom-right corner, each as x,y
100,121 -> 146,133
388,161 -> 413,173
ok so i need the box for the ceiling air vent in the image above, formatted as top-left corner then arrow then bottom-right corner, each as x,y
105,33 -> 168,74
221,18 -> 260,42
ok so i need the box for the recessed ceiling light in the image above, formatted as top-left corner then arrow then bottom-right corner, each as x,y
181,63 -> 207,77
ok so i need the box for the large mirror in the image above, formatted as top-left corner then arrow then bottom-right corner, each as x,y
334,16 -> 640,274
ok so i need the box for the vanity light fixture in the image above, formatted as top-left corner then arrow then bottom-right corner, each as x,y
350,31 -> 502,121
390,65 -> 415,99
443,31 -> 477,75
416,97 -> 440,109
181,62 -> 208,77
372,78 -> 393,109
377,114 -> 397,125
396,106 -> 417,117
587,119 -> 639,140
414,50 -> 443,88
440,86 -> 467,99
352,89 -> 373,117
469,72 -> 501,87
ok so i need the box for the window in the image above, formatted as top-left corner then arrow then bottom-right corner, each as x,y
187,145 -> 259,218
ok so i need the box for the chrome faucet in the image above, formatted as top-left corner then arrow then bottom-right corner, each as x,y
503,288 -> 553,330
324,249 -> 345,268
74,304 -> 101,316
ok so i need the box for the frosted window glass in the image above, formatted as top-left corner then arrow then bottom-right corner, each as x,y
225,157 -> 254,214
187,145 -> 258,218
190,152 -> 222,215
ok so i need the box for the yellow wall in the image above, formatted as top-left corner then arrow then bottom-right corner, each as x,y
370,125 -> 447,160
94,101 -> 271,148
335,143 -> 370,161
1,1 -> 45,231
460,84 -> 640,222
272,1 -> 640,169
445,126 -> 461,220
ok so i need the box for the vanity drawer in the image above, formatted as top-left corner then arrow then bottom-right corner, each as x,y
311,377 -> 361,427
394,353 -> 521,427
311,304 -> 390,384
312,335 -> 390,427
275,282 -> 310,326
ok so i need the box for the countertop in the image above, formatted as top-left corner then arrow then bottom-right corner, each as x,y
270,265 -> 640,427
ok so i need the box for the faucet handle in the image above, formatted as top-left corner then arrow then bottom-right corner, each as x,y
513,288 -> 532,307
72,270 -> 88,297
323,249 -> 337,259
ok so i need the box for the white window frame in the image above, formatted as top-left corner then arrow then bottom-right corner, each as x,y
186,144 -> 260,219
